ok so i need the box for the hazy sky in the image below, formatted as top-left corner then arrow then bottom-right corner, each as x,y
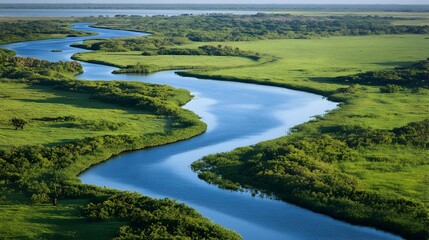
1,0 -> 428,4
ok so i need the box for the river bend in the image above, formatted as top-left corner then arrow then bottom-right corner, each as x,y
3,23 -> 401,240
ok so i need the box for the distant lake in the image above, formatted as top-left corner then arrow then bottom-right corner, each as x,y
0,9 -> 258,17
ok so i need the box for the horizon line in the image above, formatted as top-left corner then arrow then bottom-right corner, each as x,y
2,3 -> 429,5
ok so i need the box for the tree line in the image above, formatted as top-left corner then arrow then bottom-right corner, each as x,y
335,58 -> 429,92
89,13 -> 429,42
0,20 -> 92,44
157,44 -> 261,61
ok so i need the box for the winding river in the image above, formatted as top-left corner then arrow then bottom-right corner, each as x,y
3,23 -> 401,240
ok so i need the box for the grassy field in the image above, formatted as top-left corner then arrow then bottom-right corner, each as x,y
0,82 -> 168,149
0,186 -> 123,239
73,51 -> 260,71
80,34 -> 429,96
316,88 -> 429,204
184,35 -> 429,93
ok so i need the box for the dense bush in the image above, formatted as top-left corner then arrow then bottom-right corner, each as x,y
393,119 -> 429,148
0,20 -> 92,44
380,84 -> 403,93
72,36 -> 189,52
91,14 -> 429,42
192,120 -> 429,240
0,49 -> 83,80
335,58 -> 429,88
158,44 -> 260,60
336,84 -> 359,94
83,192 -> 241,239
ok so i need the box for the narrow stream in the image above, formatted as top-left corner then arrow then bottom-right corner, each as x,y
3,23 -> 401,240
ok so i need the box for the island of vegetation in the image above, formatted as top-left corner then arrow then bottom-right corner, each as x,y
0,9 -> 428,240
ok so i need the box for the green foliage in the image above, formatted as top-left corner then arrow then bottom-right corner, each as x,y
380,84 -> 403,93
93,14 -> 429,42
394,119 -> 429,148
158,44 -> 261,60
0,20 -> 92,44
193,122 -> 429,240
0,49 -> 83,80
83,192 -> 241,240
10,117 -> 27,130
72,36 -> 189,52
112,63 -> 164,74
336,58 -> 429,88
336,84 -> 359,94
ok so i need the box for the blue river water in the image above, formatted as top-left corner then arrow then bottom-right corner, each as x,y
2,23 -> 401,240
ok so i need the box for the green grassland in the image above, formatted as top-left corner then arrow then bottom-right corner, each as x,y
0,187 -> 123,239
0,82 -> 167,149
72,51 -> 260,72
78,34 -> 429,94
184,35 -> 429,93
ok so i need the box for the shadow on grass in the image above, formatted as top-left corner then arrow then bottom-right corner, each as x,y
27,204 -> 124,239
19,85 -> 127,110
372,61 -> 415,67
16,97 -> 120,111
308,77 -> 346,85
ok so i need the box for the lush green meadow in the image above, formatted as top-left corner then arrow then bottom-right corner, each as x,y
73,51 -> 259,72
0,186 -> 123,239
0,82 -> 167,149
184,34 -> 429,92
78,34 -> 429,93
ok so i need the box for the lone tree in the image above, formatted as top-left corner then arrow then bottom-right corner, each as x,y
11,117 -> 27,130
